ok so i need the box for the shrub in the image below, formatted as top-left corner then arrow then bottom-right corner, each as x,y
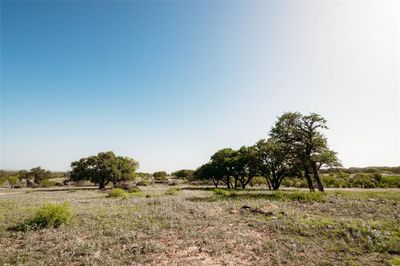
31,202 -> 72,228
107,188 -> 127,198
40,179 -> 57,188
7,176 -> 19,189
128,186 -> 142,193
10,202 -> 73,231
212,188 -> 238,197
250,176 -> 266,186
137,179 -> 152,186
164,187 -> 181,196
380,176 -> 400,188
153,171 -> 167,181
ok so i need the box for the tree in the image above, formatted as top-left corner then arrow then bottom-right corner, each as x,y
210,148 -> 238,189
172,169 -> 194,180
255,139 -> 295,190
23,167 -> 51,185
7,176 -> 19,189
70,151 -> 139,189
153,171 -> 167,181
270,112 -> 341,192
194,162 -> 223,187
234,146 -> 259,189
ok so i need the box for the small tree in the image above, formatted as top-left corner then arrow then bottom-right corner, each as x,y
8,176 -> 19,189
153,171 -> 167,181
194,162 -> 223,187
70,151 -> 139,189
270,112 -> 340,192
24,167 -> 51,185
172,169 -> 194,180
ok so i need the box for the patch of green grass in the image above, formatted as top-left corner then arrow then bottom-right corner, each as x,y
273,215 -> 400,255
331,190 -> 400,202
212,189 -> 326,202
273,191 -> 326,202
107,188 -> 127,198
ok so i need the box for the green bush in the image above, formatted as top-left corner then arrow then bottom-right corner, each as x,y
40,179 -> 57,187
128,186 -> 142,193
31,202 -> 72,229
164,187 -> 181,196
7,176 -> 19,189
250,176 -> 266,186
137,179 -> 152,186
107,188 -> 127,198
9,202 -> 73,231
380,176 -> 400,188
212,188 -> 238,197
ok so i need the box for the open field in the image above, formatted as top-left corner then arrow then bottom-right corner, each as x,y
1,186 -> 399,265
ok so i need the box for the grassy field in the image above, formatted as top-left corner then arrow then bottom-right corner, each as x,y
0,186 -> 399,265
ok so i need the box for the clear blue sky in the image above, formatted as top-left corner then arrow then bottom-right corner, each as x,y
1,1 -> 399,172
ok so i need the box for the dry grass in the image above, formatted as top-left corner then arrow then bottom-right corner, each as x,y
0,186 -> 399,265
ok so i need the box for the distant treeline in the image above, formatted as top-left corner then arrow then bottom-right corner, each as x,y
320,166 -> 400,175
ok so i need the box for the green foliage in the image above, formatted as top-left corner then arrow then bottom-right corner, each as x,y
194,112 -> 341,191
390,256 -> 400,266
70,151 -> 139,189
40,179 -> 57,187
31,202 -> 72,229
108,188 -> 128,198
212,188 -> 237,197
7,175 -> 19,188
153,171 -> 167,181
137,179 -> 152,186
128,186 -> 142,193
26,167 -> 52,184
171,169 -> 194,180
250,176 -> 266,186
164,187 -> 181,196
10,202 -> 72,231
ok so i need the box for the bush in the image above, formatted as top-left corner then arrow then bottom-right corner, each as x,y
7,176 -> 19,189
40,179 -> 57,188
137,179 -> 152,186
250,176 -> 266,186
128,186 -> 142,193
153,171 -> 167,181
107,188 -> 127,198
10,202 -> 72,231
212,188 -> 238,197
31,202 -> 72,228
380,176 -> 400,188
164,187 -> 181,196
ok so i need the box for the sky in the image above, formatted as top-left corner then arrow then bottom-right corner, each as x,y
1,1 -> 399,173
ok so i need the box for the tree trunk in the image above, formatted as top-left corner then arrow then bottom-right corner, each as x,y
213,179 -> 219,188
265,177 -> 272,190
99,180 -> 106,190
304,167 -> 315,192
226,176 -> 231,189
311,161 -> 324,192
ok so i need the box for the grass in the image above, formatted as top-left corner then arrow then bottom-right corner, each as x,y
212,188 -> 326,202
0,186 -> 398,265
